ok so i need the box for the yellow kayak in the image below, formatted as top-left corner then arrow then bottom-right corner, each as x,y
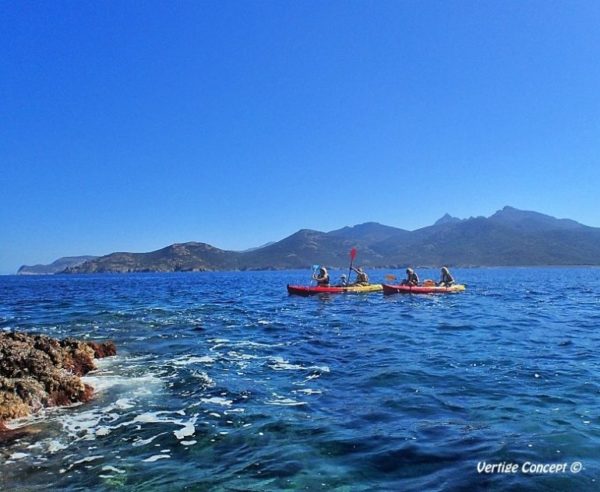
287,284 -> 383,295
382,283 -> 466,294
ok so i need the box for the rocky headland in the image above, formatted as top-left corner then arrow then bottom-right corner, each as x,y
18,256 -> 98,275
0,332 -> 116,435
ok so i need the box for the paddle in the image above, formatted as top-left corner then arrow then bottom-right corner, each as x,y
347,248 -> 357,283
385,274 -> 397,283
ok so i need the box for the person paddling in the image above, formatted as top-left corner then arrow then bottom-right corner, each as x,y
437,266 -> 455,287
401,268 -> 419,286
351,266 -> 369,286
313,266 -> 330,286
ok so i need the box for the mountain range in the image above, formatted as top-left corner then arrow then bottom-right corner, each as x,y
19,207 -> 600,274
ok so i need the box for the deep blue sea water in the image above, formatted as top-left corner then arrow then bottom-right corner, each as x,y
0,268 -> 599,491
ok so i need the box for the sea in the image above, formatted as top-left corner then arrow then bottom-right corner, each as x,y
0,268 -> 599,491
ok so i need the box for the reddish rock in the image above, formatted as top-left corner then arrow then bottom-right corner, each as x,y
88,340 -> 117,359
0,332 -> 116,430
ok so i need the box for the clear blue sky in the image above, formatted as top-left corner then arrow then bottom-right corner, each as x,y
2,1 -> 599,274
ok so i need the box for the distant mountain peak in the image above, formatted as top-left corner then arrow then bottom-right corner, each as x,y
331,221 -> 382,232
491,205 -> 527,217
490,206 -> 584,231
354,221 -> 385,227
328,222 -> 408,242
167,242 -> 212,250
295,228 -> 324,236
434,213 -> 462,226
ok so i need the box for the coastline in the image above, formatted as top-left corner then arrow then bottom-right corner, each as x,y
6,264 -> 600,277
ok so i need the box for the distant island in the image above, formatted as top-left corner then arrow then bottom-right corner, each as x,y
18,207 -> 600,274
18,256 -> 98,275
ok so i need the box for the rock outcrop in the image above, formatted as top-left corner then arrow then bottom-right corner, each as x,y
0,332 -> 116,430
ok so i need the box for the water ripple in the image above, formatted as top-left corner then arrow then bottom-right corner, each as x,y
0,268 -> 598,490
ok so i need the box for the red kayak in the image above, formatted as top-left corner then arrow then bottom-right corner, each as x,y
287,284 -> 383,296
382,283 -> 466,295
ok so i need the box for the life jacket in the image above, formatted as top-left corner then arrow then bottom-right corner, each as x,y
356,271 -> 369,284
316,268 -> 330,285
441,271 -> 454,284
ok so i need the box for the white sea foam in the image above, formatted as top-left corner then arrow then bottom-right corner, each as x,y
92,358 -> 114,370
172,355 -> 215,366
200,397 -> 233,406
293,388 -> 322,395
95,427 -> 111,437
9,452 -> 29,460
82,373 -> 162,393
268,356 -> 330,373
236,340 -> 283,348
68,455 -> 104,469
132,433 -> 167,447
269,360 -> 305,371
173,416 -> 197,440
266,394 -> 306,406
114,398 -> 135,410
189,371 -> 215,388
227,351 -> 257,360
129,411 -> 199,443
4,412 -> 49,430
61,409 -> 106,440
56,389 -> 193,450
143,454 -> 171,462
133,412 -> 169,424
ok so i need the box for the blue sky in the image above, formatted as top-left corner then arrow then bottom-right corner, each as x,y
2,1 -> 599,273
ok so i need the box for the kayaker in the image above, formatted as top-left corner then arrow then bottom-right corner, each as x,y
437,266 -> 455,287
401,268 -> 419,286
313,266 -> 330,286
337,274 -> 348,287
351,266 -> 369,286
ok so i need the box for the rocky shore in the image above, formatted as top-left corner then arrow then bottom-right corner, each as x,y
0,332 -> 116,432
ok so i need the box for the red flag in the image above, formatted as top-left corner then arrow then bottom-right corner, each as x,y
350,248 -> 357,260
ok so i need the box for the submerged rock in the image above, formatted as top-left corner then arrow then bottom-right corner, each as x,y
0,332 -> 116,429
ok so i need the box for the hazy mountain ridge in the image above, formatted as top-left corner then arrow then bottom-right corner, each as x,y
57,207 -> 600,273
18,256 -> 98,275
